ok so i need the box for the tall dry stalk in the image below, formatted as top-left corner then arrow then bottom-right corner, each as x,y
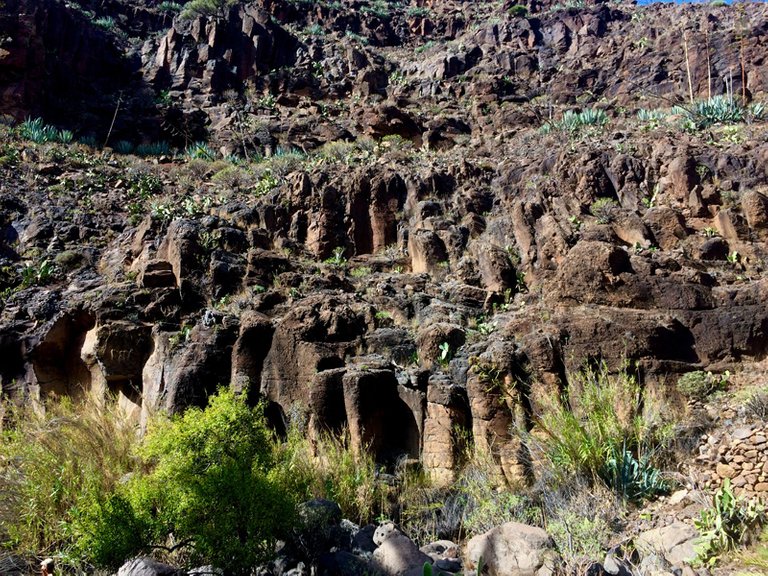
683,31 -> 695,104
703,21 -> 712,100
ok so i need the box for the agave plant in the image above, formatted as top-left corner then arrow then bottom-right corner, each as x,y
114,140 -> 135,155
135,141 -> 171,157
57,130 -> 74,144
578,107 -> 608,127
688,95 -> 745,128
186,141 -> 216,160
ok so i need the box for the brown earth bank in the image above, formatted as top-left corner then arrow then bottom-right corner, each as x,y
1,0 -> 768,575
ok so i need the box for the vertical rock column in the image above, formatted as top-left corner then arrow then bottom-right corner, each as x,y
422,376 -> 471,485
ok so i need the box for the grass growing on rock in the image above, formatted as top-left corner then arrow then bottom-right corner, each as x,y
0,395 -> 140,565
534,361 -> 671,503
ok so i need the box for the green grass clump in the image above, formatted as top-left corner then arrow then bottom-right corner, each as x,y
275,425 -> 383,526
0,396 -> 139,564
535,362 -> 669,502
589,197 -> 620,224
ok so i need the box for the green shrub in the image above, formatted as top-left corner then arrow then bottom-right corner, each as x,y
676,370 -> 729,401
180,0 -> 237,19
589,197 -> 620,224
253,169 -> 278,196
72,494 -> 147,569
324,246 -> 347,266
101,390 -> 296,573
508,4 -> 528,17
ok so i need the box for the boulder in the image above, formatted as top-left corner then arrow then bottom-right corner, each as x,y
635,521 -> 699,566
117,558 -> 183,576
373,523 -> 432,576
408,229 -> 448,274
464,522 -> 559,576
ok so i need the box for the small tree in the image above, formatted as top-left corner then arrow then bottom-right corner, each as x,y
77,389 -> 296,573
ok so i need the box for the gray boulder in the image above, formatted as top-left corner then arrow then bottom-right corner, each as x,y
372,522 -> 433,576
635,521 -> 699,566
464,522 -> 559,576
117,558 -> 183,576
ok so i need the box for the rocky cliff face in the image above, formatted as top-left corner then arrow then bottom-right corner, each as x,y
2,0 -> 768,484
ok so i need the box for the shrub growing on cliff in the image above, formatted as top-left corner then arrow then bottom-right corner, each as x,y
676,370 -> 729,401
180,0 -> 237,20
110,390 -> 295,573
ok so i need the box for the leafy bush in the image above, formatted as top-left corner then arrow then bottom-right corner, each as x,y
72,494 -> 147,569
0,397 -> 139,561
676,370 -> 729,401
81,390 -> 298,573
180,0 -> 237,19
695,478 -> 766,565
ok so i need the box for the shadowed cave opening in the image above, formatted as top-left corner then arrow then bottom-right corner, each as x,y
355,371 -> 421,466
31,312 -> 95,400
